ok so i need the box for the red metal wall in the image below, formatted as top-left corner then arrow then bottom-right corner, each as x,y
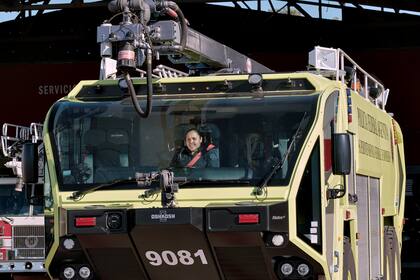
0,62 -> 97,124
0,48 -> 418,165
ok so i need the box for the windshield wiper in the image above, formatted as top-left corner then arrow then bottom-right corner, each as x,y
69,178 -> 137,201
254,112 -> 308,195
181,179 -> 251,186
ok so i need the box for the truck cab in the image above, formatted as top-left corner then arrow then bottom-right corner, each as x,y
30,67 -> 350,279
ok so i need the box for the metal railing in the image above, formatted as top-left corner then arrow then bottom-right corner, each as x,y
1,123 -> 43,158
1,123 -> 31,157
153,65 -> 189,78
336,48 -> 388,110
309,46 -> 389,110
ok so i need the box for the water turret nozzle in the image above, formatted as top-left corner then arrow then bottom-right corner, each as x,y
98,0 -> 189,119
108,0 -> 145,13
108,0 -> 153,24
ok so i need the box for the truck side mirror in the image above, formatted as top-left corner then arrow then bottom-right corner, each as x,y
22,142 -> 39,184
332,133 -> 351,175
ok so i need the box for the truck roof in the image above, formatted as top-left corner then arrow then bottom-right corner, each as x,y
66,72 -> 337,101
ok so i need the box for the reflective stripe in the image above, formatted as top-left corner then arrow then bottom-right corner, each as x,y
186,152 -> 202,168
206,144 -> 215,151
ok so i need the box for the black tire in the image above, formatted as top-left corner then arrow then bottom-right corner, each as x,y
383,226 -> 401,280
343,236 -> 356,280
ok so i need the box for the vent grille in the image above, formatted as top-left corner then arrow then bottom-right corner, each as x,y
214,246 -> 270,280
13,226 -> 45,259
15,248 -> 45,259
14,236 -> 45,248
14,225 -> 44,236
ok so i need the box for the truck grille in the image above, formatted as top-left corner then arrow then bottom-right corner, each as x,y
13,225 -> 45,259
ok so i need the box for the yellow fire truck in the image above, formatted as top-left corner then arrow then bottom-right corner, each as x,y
17,1 -> 405,279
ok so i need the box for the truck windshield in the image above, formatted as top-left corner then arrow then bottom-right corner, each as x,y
50,93 -> 318,191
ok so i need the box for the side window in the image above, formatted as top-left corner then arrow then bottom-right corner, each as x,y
44,162 -> 53,209
296,140 -> 322,253
323,91 -> 339,183
44,161 -> 55,256
397,149 -> 404,213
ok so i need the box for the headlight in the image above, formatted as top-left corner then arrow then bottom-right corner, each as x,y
79,266 -> 92,279
63,238 -> 75,250
280,262 -> 293,276
107,212 -> 123,230
297,263 -> 310,276
271,234 -> 285,246
248,73 -> 263,86
63,267 -> 76,280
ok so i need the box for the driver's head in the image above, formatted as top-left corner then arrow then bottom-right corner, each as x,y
184,129 -> 203,153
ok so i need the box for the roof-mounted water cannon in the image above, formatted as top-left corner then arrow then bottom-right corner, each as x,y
97,0 -> 189,118
97,0 -> 272,119
102,0 -> 189,69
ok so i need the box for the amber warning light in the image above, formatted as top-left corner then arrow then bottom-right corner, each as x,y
238,214 -> 260,224
75,217 -> 97,227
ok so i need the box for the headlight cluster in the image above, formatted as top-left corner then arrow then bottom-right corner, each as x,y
275,258 -> 312,279
60,264 -> 93,280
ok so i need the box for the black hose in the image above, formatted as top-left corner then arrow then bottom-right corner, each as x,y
166,1 -> 188,50
108,0 -> 127,13
124,48 -> 153,118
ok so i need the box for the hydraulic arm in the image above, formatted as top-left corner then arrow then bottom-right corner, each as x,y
97,0 -> 273,118
98,0 -> 272,76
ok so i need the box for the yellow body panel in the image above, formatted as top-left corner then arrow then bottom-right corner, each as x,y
43,72 -> 405,280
